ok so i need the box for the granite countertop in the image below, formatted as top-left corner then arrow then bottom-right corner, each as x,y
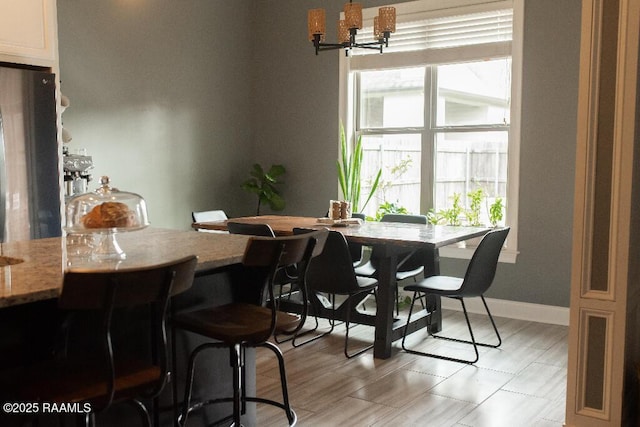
0,227 -> 249,308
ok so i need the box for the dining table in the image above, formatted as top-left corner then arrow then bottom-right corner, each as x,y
192,215 -> 490,359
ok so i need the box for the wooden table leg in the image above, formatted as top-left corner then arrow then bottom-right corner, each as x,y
424,247 -> 443,333
373,248 -> 397,359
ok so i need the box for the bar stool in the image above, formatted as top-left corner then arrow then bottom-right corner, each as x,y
227,221 -> 299,305
5,255 -> 197,426
173,230 -> 328,426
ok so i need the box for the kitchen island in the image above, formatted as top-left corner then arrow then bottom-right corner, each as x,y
0,228 -> 256,426
0,227 -> 250,308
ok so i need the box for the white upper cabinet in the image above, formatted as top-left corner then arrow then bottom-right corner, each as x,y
0,0 -> 58,67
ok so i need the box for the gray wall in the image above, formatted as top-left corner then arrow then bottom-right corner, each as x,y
57,0 -> 581,307
57,0 -> 255,227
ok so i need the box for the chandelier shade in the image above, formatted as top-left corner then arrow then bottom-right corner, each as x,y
379,7 -> 396,32
344,2 -> 363,29
308,8 -> 326,41
308,1 -> 396,56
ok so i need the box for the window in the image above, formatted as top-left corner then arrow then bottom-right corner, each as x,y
340,0 -> 521,261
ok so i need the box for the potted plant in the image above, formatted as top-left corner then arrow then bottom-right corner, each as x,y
241,163 -> 286,215
442,193 -> 464,226
375,201 -> 409,221
489,197 -> 504,227
466,188 -> 484,226
337,124 -> 382,213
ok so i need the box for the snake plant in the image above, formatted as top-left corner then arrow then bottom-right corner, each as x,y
337,124 -> 381,213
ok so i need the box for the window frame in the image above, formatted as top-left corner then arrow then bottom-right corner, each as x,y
339,0 -> 522,263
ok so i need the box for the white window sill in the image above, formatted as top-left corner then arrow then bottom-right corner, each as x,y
439,245 -> 518,263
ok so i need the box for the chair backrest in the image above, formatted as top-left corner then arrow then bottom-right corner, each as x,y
58,255 -> 198,410
241,230 -> 329,339
227,221 -> 276,237
60,256 -> 198,309
294,229 -> 362,294
348,213 -> 366,263
242,229 -> 328,270
191,210 -> 228,223
460,227 -> 510,297
374,213 -> 429,272
381,213 -> 427,224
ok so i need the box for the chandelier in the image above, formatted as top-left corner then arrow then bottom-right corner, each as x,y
308,1 -> 396,56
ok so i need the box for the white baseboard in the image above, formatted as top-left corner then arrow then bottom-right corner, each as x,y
439,297 -> 570,326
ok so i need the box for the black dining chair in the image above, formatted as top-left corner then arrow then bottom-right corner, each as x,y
401,227 -> 509,364
292,228 -> 378,358
355,213 -> 430,314
322,211 -> 366,266
226,221 -> 274,237
173,230 -> 328,426
347,212 -> 366,267
5,256 -> 198,426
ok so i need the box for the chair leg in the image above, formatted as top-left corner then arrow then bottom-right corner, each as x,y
276,292 -> 326,345
480,295 -> 502,348
401,294 -> 501,364
253,341 -> 297,426
231,343 -> 243,427
431,297 -> 501,349
177,342 -> 225,426
395,286 -> 400,316
291,296 -> 336,348
343,293 -> 374,359
178,342 -> 200,427
128,399 -> 152,427
79,412 -> 95,427
178,340 -> 298,426
170,320 -> 179,427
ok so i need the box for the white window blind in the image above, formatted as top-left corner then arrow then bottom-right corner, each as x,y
354,8 -> 513,55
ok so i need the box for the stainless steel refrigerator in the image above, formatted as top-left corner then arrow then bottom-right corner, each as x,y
0,65 -> 61,242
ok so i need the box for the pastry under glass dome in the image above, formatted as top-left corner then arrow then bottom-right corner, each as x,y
65,176 -> 149,260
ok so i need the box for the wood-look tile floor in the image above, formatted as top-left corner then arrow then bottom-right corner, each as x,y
255,308 -> 568,427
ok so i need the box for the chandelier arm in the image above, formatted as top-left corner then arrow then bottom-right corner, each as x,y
351,41 -> 385,49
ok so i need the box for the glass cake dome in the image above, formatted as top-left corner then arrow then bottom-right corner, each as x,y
65,176 -> 149,259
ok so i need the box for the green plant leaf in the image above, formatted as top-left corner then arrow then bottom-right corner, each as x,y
241,163 -> 286,215
361,168 -> 382,211
267,164 -> 286,179
337,162 -> 347,198
267,193 -> 286,211
249,164 -> 265,179
489,197 -> 504,227
340,125 -> 350,193
336,122 -> 381,213
241,178 -> 260,194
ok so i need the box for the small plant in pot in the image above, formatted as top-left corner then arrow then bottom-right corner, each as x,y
466,188 -> 484,226
241,163 -> 286,215
428,191 -> 505,228
442,193 -> 464,226
375,201 -> 409,221
489,197 -> 504,227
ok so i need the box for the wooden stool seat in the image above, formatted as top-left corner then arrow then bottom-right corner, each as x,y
174,303 -> 301,344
